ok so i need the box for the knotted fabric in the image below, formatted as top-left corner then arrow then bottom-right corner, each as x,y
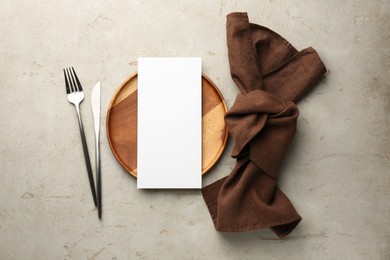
201,12 -> 326,238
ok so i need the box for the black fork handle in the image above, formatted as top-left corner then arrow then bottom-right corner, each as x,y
75,106 -> 98,207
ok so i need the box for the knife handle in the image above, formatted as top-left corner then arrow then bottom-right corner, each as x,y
95,129 -> 101,219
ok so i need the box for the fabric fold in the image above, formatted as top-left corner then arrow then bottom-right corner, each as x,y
202,12 -> 326,238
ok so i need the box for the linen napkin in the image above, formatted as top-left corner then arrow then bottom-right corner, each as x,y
202,12 -> 326,238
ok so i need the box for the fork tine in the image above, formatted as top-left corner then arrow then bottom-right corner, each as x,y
68,68 -> 78,92
65,68 -> 75,93
71,67 -> 83,91
63,69 -> 71,94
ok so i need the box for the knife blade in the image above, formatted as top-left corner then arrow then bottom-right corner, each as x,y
91,81 -> 101,219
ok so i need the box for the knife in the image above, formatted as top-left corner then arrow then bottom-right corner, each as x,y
91,81 -> 101,219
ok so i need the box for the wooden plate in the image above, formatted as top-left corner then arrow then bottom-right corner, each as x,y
106,73 -> 228,177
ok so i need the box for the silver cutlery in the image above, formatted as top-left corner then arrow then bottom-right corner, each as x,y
63,67 -> 97,208
91,81 -> 102,219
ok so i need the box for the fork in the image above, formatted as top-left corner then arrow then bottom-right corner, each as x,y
63,67 -> 98,208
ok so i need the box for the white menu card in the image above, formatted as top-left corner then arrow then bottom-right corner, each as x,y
137,57 -> 202,189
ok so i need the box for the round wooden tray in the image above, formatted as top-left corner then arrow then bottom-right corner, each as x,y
106,73 -> 228,177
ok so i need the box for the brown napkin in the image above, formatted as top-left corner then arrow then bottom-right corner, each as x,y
202,12 -> 326,238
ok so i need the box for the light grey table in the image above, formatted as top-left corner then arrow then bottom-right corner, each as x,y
0,1 -> 389,259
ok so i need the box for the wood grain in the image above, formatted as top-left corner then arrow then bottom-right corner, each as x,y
106,73 -> 228,177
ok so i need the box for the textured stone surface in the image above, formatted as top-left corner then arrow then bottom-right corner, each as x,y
0,0 -> 389,259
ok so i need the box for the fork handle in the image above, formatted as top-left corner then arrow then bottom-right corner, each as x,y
75,105 -> 98,208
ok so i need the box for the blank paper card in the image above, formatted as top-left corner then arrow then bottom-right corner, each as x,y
137,57 -> 202,189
